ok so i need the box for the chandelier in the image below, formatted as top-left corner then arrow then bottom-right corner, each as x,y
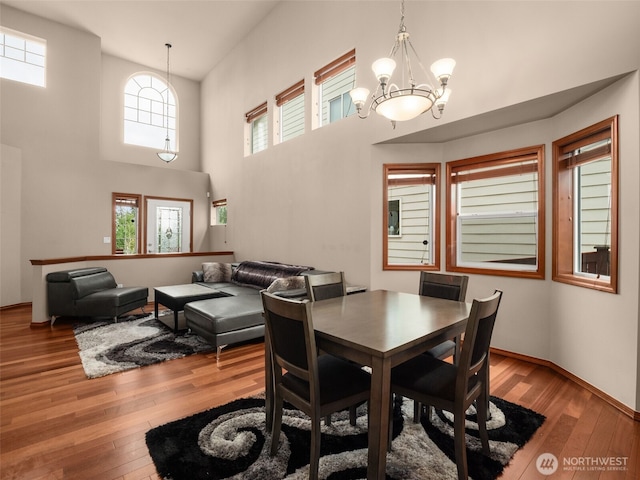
157,43 -> 178,163
349,0 -> 455,125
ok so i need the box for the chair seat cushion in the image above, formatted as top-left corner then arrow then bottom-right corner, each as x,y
282,355 -> 370,405
424,340 -> 456,360
76,286 -> 148,308
392,355 -> 476,402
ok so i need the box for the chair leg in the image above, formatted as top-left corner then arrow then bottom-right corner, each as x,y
454,411 -> 469,480
270,394 -> 284,456
478,385 -> 490,455
413,401 -> 423,423
388,394 -> 394,452
309,412 -> 321,480
349,406 -> 357,426
325,414 -> 332,426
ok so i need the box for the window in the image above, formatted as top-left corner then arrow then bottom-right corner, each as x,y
245,102 -> 268,154
552,116 -> 618,293
124,74 -> 177,150
383,163 -> 440,270
0,28 -> 46,87
144,196 -> 193,253
314,49 -> 356,126
112,193 -> 141,254
275,80 -> 304,143
446,145 -> 545,278
211,198 -> 227,226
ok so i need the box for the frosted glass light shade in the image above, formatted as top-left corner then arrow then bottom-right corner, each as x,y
430,58 -> 456,82
435,88 -> 452,107
349,87 -> 370,106
372,57 -> 396,83
157,137 -> 178,163
376,94 -> 434,122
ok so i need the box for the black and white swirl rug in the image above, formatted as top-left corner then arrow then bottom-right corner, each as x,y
73,315 -> 214,378
146,394 -> 544,480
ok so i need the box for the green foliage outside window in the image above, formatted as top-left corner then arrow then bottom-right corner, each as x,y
115,206 -> 138,254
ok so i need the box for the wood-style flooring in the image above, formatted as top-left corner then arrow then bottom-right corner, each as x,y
1,304 -> 638,479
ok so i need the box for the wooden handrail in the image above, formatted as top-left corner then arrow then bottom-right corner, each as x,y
30,251 -> 234,266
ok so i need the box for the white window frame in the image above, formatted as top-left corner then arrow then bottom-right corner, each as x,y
0,27 -> 46,87
313,49 -> 356,128
124,73 -> 177,150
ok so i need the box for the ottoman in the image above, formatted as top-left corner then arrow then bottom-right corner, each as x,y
184,294 -> 265,359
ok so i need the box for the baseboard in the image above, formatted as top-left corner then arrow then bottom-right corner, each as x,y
1,302 -> 31,311
491,347 -> 639,421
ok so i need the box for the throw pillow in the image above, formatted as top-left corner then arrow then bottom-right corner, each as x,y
266,276 -> 306,293
202,262 -> 232,283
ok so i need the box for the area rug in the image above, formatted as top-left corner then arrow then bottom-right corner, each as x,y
146,394 -> 545,480
73,314 -> 214,379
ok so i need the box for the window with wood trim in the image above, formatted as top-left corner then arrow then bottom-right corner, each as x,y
314,49 -> 356,126
245,102 -> 268,154
276,80 -> 304,143
552,116 -> 618,293
446,145 -> 545,278
112,193 -> 141,254
384,163 -> 440,270
211,198 -> 227,226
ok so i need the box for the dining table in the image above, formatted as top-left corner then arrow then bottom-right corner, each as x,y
264,289 -> 471,480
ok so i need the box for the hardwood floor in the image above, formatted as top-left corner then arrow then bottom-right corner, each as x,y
1,304 -> 638,479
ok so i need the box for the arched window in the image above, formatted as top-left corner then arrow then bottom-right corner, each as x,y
124,73 -> 177,150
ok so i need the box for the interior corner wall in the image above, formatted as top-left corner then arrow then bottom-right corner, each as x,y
1,144 -> 22,306
548,73 -> 640,412
0,5 -> 211,305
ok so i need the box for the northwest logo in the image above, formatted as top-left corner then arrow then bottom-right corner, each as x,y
536,453 -> 559,475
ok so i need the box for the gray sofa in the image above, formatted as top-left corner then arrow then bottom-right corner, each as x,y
46,267 -> 148,325
185,260 -> 320,358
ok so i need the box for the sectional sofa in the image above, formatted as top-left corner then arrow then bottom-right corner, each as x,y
185,260 -> 325,358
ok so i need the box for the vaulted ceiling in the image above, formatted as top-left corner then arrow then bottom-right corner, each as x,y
3,0 -> 280,81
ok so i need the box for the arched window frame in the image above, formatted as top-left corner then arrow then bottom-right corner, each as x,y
123,72 -> 178,151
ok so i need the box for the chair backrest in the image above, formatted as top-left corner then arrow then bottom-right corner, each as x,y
456,290 -> 503,395
261,291 -> 318,391
419,272 -> 469,302
305,271 -> 347,301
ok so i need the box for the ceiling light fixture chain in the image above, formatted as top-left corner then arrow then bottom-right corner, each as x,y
349,0 -> 456,126
157,42 -> 178,163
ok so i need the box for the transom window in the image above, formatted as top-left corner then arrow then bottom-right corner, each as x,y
124,73 -> 177,150
0,28 -> 46,87
446,145 -> 545,278
276,80 -> 305,143
552,116 -> 618,293
245,102 -> 268,154
314,49 -> 356,126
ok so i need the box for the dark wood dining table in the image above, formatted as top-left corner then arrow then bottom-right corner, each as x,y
264,289 -> 471,480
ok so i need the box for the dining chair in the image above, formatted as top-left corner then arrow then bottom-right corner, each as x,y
419,271 -> 469,362
260,291 -> 370,480
390,290 -> 502,480
305,271 -> 347,301
303,271 -> 357,425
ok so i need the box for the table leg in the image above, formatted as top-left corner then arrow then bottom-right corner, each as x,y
367,356 -> 391,479
173,309 -> 179,332
154,298 -> 159,320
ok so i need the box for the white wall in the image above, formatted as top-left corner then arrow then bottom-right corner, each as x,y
0,5 -> 211,306
201,1 -> 640,411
